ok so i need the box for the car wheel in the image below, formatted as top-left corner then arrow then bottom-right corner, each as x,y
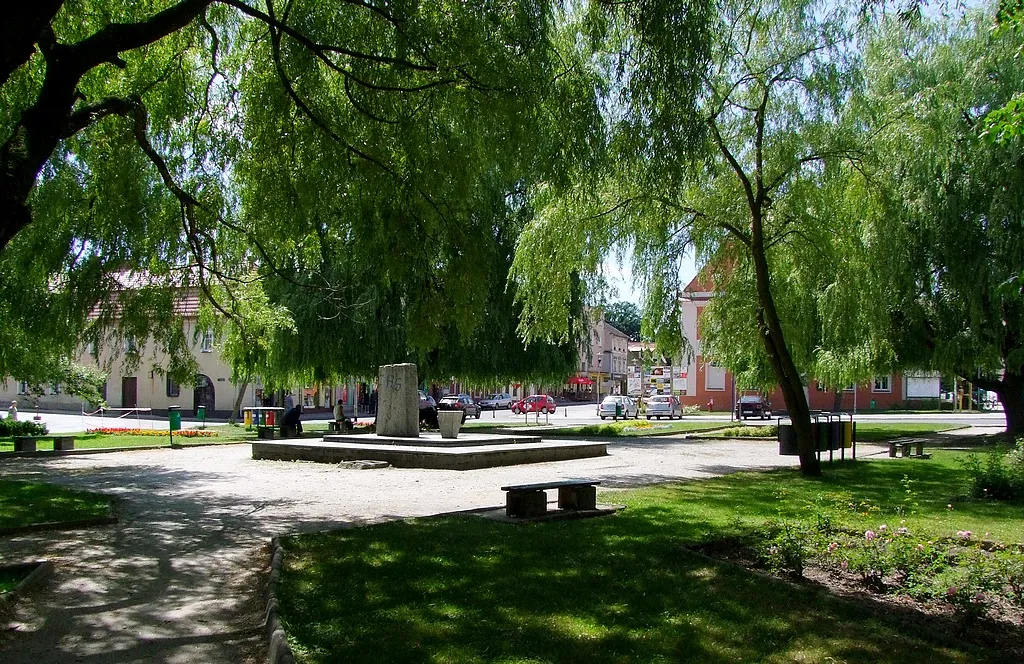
601,416 -> 606,420
646,415 -> 651,420
476,411 -> 481,419
541,407 -> 549,414
461,412 -> 467,424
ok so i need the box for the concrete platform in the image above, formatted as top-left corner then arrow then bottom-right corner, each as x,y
252,437 -> 608,470
322,431 -> 543,447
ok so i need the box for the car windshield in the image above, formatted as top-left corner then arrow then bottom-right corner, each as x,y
739,396 -> 762,403
650,396 -> 670,403
440,397 -> 457,403
601,397 -> 622,405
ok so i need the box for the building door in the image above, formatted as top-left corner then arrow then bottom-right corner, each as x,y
193,374 -> 215,415
121,377 -> 138,409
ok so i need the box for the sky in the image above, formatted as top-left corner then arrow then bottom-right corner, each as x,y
602,251 -> 699,305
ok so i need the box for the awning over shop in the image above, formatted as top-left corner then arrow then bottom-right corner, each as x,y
568,376 -> 595,386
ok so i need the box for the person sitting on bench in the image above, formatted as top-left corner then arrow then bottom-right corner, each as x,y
282,404 -> 303,435
333,399 -> 353,431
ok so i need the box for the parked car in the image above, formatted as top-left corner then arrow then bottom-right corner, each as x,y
645,394 -> 682,420
479,393 -> 514,409
736,394 -> 771,419
418,390 -> 438,427
598,395 -> 639,419
438,394 -> 482,422
511,394 -> 556,414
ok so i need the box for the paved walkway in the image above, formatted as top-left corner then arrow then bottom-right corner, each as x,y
0,430 -> 985,663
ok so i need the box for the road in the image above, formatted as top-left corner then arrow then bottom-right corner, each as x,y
25,404 -> 1009,434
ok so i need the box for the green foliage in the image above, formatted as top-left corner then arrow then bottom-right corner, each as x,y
1,1 -> 604,389
0,419 -> 47,437
602,301 -> 641,340
861,11 -> 1024,426
960,440 -> 1024,501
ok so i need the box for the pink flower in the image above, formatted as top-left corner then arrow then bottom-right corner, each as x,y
827,542 -> 839,553
879,524 -> 888,531
897,527 -> 909,535
946,586 -> 957,598
957,530 -> 972,540
865,530 -> 877,542
840,560 -> 849,570
916,544 -> 925,552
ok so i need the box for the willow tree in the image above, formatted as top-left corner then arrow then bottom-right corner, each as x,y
861,10 -> 1024,435
514,0 -> 864,475
0,2 -> 601,387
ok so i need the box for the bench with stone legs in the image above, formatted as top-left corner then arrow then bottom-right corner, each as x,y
501,480 -> 601,518
888,439 -> 930,459
12,436 -> 76,452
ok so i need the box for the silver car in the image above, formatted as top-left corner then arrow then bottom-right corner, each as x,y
598,395 -> 639,419
479,393 -> 514,409
645,394 -> 681,420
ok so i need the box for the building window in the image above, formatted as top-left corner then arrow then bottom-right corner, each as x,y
18,381 -> 28,395
123,336 -> 137,353
872,376 -> 891,393
200,329 -> 214,353
705,363 -> 726,391
50,383 -> 60,395
166,376 -> 180,398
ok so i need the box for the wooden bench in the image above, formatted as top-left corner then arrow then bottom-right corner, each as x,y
328,419 -> 354,433
500,480 -> 601,518
888,439 -> 930,459
12,436 -> 76,452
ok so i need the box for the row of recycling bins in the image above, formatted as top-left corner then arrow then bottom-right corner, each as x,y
778,415 -> 855,456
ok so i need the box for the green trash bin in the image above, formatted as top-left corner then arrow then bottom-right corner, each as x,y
196,405 -> 206,428
168,406 -> 182,431
615,403 -> 623,419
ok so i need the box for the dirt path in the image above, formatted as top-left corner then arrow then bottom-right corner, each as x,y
1,437 -> 813,662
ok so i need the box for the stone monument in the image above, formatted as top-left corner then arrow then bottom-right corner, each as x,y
376,363 -> 419,438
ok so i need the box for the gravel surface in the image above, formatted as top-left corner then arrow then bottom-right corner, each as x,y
0,431 -> 978,663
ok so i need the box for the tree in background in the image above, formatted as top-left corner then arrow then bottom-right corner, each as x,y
603,301 -> 641,340
861,10 -> 1024,435
514,0 -> 864,475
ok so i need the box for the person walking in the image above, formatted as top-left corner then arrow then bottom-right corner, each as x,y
7,400 -> 17,421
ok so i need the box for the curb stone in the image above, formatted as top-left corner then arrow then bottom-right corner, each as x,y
265,537 -> 295,664
0,560 -> 54,615
0,515 -> 117,537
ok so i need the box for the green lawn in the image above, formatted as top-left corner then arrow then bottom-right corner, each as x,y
0,425 -> 261,452
278,450 -> 1021,663
854,422 -> 965,442
0,480 -> 114,530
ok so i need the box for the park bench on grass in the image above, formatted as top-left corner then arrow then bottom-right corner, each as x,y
12,435 -> 76,452
501,479 -> 601,518
888,439 -> 930,459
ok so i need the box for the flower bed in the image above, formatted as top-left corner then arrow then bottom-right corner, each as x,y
86,427 -> 218,438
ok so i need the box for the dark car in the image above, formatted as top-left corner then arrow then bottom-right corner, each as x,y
438,394 -> 482,422
512,394 -> 556,414
736,394 -> 771,419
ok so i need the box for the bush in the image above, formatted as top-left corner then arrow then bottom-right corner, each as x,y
0,418 -> 48,437
961,439 -> 1024,501
717,425 -> 778,438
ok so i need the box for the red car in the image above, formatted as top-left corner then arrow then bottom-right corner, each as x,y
511,394 -> 556,414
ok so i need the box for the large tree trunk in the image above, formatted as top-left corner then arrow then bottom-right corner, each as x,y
995,372 -> 1024,439
750,223 -> 820,476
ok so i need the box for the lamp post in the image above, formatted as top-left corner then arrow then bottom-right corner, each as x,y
597,357 -> 602,400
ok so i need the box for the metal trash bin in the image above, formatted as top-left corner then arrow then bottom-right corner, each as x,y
778,424 -> 799,455
168,406 -> 181,431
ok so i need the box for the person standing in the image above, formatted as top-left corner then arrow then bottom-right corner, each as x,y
7,400 -> 17,421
